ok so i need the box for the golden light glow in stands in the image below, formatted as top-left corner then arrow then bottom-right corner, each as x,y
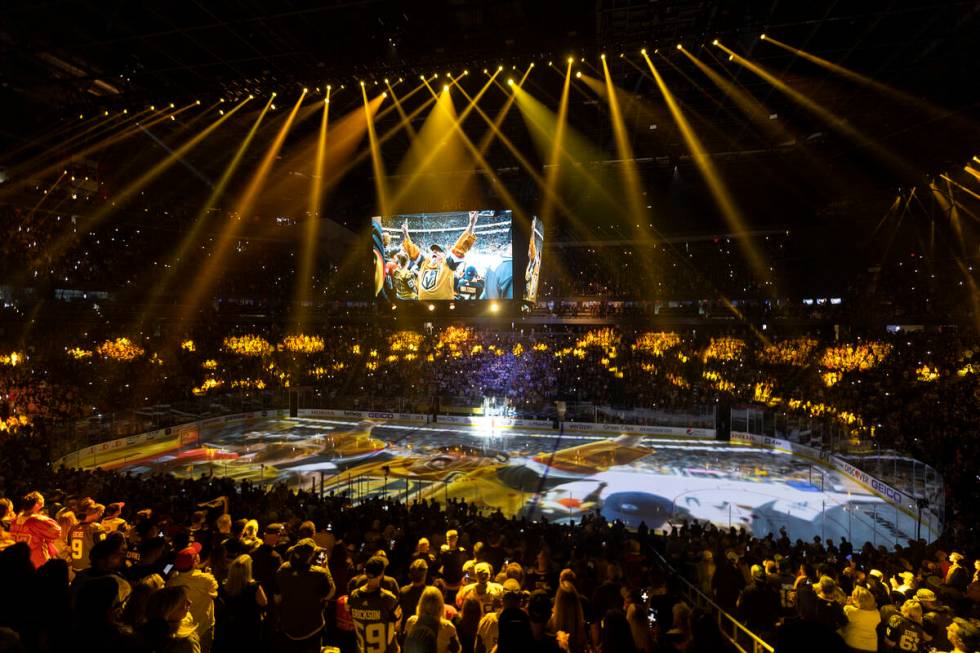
632,332 -> 681,357
819,342 -> 893,372
96,338 -> 145,361
281,335 -> 325,354
223,335 -> 274,357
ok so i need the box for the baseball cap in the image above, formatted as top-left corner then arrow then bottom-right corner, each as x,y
475,562 -> 492,577
264,522 -> 284,535
429,243 -> 444,253
174,542 -> 203,571
914,588 -> 938,602
869,569 -> 884,579
750,564 -> 765,581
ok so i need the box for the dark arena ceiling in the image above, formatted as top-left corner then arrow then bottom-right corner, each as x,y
1,0 -> 978,239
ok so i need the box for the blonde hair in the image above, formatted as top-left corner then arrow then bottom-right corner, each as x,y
901,599 -> 923,622
852,586 -> 876,610
416,586 -> 445,619
549,583 -> 587,648
224,554 -> 254,596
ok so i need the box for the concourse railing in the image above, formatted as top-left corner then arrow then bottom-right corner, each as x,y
651,549 -> 774,653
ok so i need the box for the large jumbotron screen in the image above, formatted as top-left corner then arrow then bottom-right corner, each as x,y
373,210 -> 513,301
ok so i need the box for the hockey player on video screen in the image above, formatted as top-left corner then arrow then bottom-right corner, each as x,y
525,231 -> 541,301
401,211 -> 479,301
455,265 -> 485,301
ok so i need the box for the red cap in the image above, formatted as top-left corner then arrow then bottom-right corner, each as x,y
174,541 -> 202,571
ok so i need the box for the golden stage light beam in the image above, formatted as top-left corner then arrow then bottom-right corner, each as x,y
4,108 -> 154,187
642,51 -> 773,290
179,91 -> 309,321
506,84 -> 633,238
415,78 -> 527,222
0,105 -> 185,201
24,170 -> 67,219
384,78 -> 418,139
599,56 -> 657,250
300,85 -> 438,232
714,41 -> 918,180
385,73 -> 485,212
678,47 -> 792,143
930,181 -> 965,253
540,60 -> 572,225
472,68 -> 526,156
965,166 -> 980,184
451,79 -> 585,228
6,109 -> 144,166
761,34 -> 979,133
37,99 -> 251,274
941,174 -> 980,203
136,96 -> 275,328
362,84 -> 390,215
292,87 -> 331,332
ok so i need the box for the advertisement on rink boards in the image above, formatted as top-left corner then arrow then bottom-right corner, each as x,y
730,432 -> 933,521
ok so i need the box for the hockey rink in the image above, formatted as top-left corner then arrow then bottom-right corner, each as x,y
101,416 -> 925,546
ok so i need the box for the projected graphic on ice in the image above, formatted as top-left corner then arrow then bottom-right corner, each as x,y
87,415 -> 929,547
373,210 -> 513,301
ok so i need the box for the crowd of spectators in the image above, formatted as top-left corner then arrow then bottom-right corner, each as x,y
2,423 -> 980,652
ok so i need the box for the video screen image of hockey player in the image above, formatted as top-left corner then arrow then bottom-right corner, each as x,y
523,216 -> 543,302
373,210 -> 513,301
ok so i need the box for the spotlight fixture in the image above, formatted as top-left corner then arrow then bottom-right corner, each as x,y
600,53 -> 606,59
575,71 -> 582,78
248,95 -> 254,99
360,81 -> 365,86
169,102 -> 175,108
271,92 -> 276,97
640,48 -> 647,55
567,56 -> 574,64
507,79 -> 514,86
464,70 -> 469,75
712,39 -> 719,46
420,75 -> 425,80
428,304 -> 435,311
489,302 -> 499,313
677,43 -> 683,50
384,78 -> 389,83
382,91 -> 388,97
303,87 -> 309,93
327,85 -> 331,90
498,65 -> 503,71
483,68 -> 488,74
443,85 -> 449,91
195,100 -> 201,105
760,33 -> 767,40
